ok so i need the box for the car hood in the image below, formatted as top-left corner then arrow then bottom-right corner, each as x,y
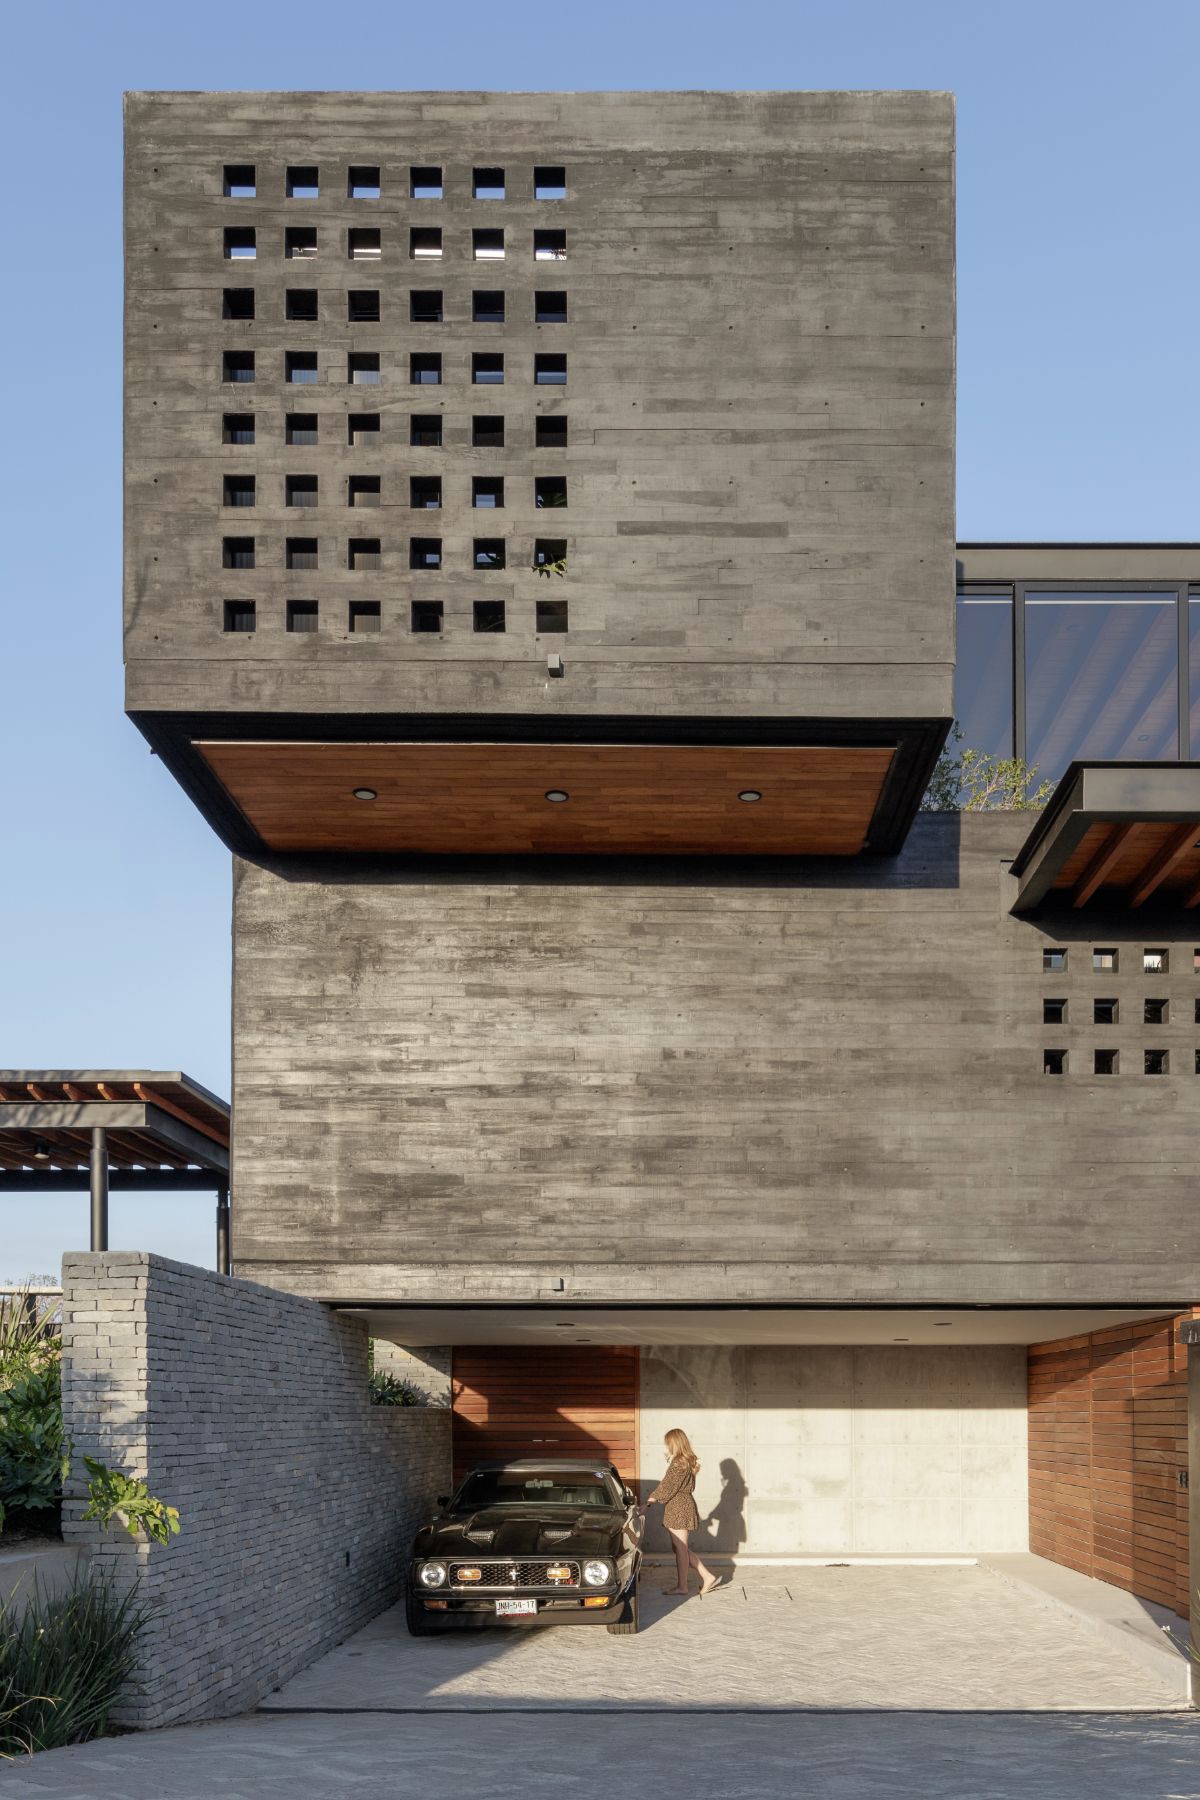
414,1505 -> 626,1558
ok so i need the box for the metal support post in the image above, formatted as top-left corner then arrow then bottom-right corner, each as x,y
89,1127 -> 109,1253
216,1185 -> 231,1277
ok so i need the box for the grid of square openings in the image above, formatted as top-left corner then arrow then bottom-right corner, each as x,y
1040,945 -> 1200,1075
219,159 -> 571,637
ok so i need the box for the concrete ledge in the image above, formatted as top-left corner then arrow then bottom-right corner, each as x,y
980,1553 -> 1190,1699
0,1541 -> 86,1610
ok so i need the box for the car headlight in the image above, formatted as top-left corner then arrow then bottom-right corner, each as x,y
419,1562 -> 447,1588
582,1559 -> 612,1586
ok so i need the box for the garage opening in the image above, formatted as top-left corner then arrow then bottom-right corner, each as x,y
451,1344 -> 637,1486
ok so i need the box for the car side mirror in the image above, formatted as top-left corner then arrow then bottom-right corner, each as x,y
436,1495 -> 449,1507
623,1487 -> 637,1506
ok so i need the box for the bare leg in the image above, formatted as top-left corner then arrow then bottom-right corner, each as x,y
689,1543 -> 718,1595
666,1528 -> 691,1592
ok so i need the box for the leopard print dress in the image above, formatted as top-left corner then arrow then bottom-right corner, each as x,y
647,1454 -> 700,1531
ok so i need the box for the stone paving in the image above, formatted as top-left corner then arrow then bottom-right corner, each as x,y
261,1565 -> 1186,1713
6,1710 -> 1200,1800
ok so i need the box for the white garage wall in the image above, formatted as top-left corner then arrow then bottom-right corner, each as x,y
639,1345 -> 1028,1556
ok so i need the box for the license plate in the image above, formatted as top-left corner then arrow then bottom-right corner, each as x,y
495,1598 -> 537,1617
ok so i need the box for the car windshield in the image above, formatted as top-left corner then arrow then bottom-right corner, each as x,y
455,1468 -> 622,1509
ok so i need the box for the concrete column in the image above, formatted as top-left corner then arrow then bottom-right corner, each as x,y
88,1127 -> 108,1253
1181,1319 -> 1200,1706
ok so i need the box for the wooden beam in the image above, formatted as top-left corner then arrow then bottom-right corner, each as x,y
133,1083 -> 230,1150
1184,870 -> 1200,908
1128,822 -> 1200,907
1071,823 -> 1140,909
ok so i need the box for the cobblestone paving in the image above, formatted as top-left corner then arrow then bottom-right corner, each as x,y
262,1566 -> 1186,1713
6,1710 -> 1200,1800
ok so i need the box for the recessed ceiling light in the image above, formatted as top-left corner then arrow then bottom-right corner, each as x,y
544,789 -> 569,803
892,1337 -> 909,1343
352,787 -> 377,801
934,1322 -> 952,1328
738,789 -> 762,803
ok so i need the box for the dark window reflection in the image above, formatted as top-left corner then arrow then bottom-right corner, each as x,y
1190,596 -> 1200,756
955,593 -> 1013,759
1025,592 -> 1178,784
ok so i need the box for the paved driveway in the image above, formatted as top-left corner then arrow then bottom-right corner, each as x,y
7,1710 -> 1200,1800
262,1565 -> 1185,1713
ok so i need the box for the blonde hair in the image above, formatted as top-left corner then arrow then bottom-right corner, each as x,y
664,1428 -> 700,1475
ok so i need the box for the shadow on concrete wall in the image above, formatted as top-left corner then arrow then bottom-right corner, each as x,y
694,1460 -> 750,1558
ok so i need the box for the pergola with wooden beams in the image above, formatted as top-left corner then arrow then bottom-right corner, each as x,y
1010,763 -> 1200,915
0,1072 -> 232,1273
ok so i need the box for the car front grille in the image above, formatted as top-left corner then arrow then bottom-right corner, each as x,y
449,1559 -> 580,1590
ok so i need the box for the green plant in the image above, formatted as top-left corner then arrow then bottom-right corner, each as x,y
369,1371 -> 425,1407
81,1459 -> 180,1546
0,1366 -> 68,1534
922,725 -> 1055,812
533,556 -> 567,578
0,1571 -> 149,1757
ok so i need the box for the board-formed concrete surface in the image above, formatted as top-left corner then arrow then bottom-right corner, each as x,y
6,1709 -> 1200,1800
261,1566 -> 1186,1713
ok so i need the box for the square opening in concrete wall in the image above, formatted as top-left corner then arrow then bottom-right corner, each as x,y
410,353 -> 441,386
1042,948 -> 1067,971
286,413 -> 318,445
223,287 -> 254,320
223,599 -> 255,633
1145,1049 -> 1169,1075
222,536 -> 254,569
411,599 -> 443,634
474,537 -> 505,570
348,412 -> 380,445
286,351 -> 318,385
534,228 -> 567,261
410,166 -> 442,199
537,599 -> 568,633
1093,948 -> 1119,972
286,288 -> 318,321
224,163 -> 255,197
536,415 -> 567,447
286,599 -> 318,634
349,228 -> 381,262
286,165 -> 319,198
1042,998 -> 1066,1025
222,350 -> 254,384
410,537 -> 441,570
411,414 -> 442,446
1043,1048 -> 1067,1076
1144,997 -> 1169,1025
286,474 -> 318,508
410,476 -> 441,510
1094,1048 -> 1119,1075
1094,997 -> 1118,1025
411,290 -> 443,323
534,165 -> 566,199
535,291 -> 568,323
286,226 -> 317,259
349,165 -> 380,198
348,537 -> 381,571
474,166 -> 505,200
348,352 -> 380,385
410,227 -> 442,260
535,476 -> 568,509
473,228 -> 505,262
1144,949 -> 1169,973
348,290 -> 380,323
224,226 -> 255,260
535,353 -> 567,385
223,413 -> 255,444
473,476 -> 503,509
348,599 -> 381,635
473,599 -> 506,633
223,474 -> 255,508
473,290 -> 505,323
473,415 -> 504,447
286,537 -> 318,570
349,475 -> 381,509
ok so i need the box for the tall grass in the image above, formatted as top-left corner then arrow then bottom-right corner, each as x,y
0,1572 -> 149,1757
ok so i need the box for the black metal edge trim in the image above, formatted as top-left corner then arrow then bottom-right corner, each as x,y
130,710 -> 950,863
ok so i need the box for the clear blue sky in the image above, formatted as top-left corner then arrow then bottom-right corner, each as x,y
2,0 -> 1197,1275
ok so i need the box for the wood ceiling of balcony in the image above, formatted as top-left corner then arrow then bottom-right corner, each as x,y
1053,819 -> 1200,908
197,741 -> 897,856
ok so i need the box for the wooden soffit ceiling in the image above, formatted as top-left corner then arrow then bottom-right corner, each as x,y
1011,763 -> 1200,913
197,741 -> 897,856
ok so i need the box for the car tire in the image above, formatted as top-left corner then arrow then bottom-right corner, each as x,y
606,1578 -> 639,1634
405,1588 -> 440,1636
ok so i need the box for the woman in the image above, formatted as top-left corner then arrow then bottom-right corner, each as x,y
645,1427 -> 719,1596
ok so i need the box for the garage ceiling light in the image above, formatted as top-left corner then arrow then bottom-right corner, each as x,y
544,789 -> 569,803
738,789 -> 762,802
352,787 -> 377,801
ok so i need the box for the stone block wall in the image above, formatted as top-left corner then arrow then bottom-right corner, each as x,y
59,1251 -> 450,1728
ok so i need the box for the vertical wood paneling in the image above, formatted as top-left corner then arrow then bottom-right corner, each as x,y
451,1345 -> 638,1487
1029,1314 -> 1193,1617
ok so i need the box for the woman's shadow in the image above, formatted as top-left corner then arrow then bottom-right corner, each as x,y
694,1459 -> 748,1556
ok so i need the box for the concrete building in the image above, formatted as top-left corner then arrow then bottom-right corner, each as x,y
123,91 -> 1200,1629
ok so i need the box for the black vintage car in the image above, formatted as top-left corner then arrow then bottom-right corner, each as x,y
406,1458 -> 644,1635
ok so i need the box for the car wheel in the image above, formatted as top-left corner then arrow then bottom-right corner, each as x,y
406,1588 -> 440,1636
606,1578 -> 639,1635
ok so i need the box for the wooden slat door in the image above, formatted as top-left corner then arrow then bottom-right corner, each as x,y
452,1345 -> 638,1486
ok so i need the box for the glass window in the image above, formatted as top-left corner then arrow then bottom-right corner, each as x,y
1190,594 -> 1200,757
954,593 -> 1013,760
1024,592 -> 1179,784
